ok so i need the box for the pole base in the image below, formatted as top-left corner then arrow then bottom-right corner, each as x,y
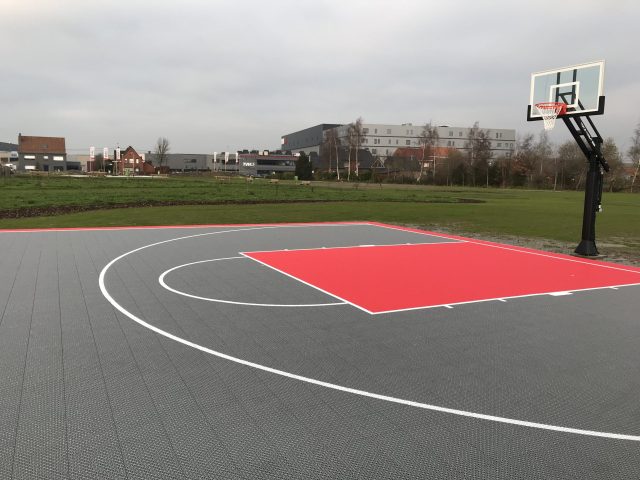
574,240 -> 599,257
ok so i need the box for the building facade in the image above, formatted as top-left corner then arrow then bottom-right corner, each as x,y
110,146 -> 153,175
146,152 -> 213,172
237,152 -> 297,176
0,141 -> 18,168
280,124 -> 341,156
282,123 -> 516,162
16,134 -> 67,172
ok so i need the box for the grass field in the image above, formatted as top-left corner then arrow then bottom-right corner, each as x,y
1,175 -> 639,263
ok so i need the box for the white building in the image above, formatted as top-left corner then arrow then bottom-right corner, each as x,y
282,123 -> 516,159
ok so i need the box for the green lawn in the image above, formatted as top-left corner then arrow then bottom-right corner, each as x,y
1,175 -> 639,262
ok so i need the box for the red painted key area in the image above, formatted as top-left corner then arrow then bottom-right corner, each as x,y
245,242 -> 640,314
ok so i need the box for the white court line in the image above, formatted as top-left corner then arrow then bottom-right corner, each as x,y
159,256 -> 346,308
244,239 -> 463,255
241,253 -> 370,314
371,223 -> 640,275
98,223 -> 640,442
369,282 -> 640,315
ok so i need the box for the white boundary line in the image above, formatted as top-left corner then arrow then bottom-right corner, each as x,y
240,253 -> 371,314
368,282 -> 640,315
244,239 -> 464,255
243,227 -> 640,315
98,223 -> 640,442
372,223 -> 640,275
159,256 -> 346,308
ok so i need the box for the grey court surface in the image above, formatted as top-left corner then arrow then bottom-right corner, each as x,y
0,222 -> 638,479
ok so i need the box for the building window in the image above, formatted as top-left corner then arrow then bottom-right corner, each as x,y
388,139 -> 391,144
374,129 -> 378,134
372,149 -> 377,154
53,156 -> 64,161
459,131 -> 463,136
396,139 -> 399,145
24,155 -> 36,159
497,143 -> 502,148
449,131 -> 454,136
406,140 -> 411,145
363,128 -> 369,134
386,128 -> 391,134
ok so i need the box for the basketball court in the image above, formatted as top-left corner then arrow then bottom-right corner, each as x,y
0,221 -> 639,479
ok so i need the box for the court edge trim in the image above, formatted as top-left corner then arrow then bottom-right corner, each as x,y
99,223 -> 640,442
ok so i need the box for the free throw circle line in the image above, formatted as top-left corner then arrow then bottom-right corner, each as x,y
159,256 -> 346,308
98,225 -> 640,442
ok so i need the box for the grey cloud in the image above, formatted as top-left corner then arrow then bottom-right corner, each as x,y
1,0 -> 638,154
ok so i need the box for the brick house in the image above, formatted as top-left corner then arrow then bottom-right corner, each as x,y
113,146 -> 155,175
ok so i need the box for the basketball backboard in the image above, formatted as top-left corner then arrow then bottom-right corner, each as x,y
527,60 -> 605,121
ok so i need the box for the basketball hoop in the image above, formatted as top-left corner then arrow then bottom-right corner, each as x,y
535,102 -> 567,130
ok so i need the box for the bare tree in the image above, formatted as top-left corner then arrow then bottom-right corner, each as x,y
334,131 -> 341,180
536,131 -> 553,175
418,122 -> 439,181
602,138 -> 625,192
341,118 -> 365,181
556,140 -> 585,190
346,123 -> 356,181
514,133 -> 536,187
465,122 -> 491,186
323,128 -> 341,179
352,117 -> 364,177
155,137 -> 170,173
629,121 -> 640,192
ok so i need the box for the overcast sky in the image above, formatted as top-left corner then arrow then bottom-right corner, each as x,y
2,0 -> 639,156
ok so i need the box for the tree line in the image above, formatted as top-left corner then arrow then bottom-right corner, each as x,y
318,119 -> 640,192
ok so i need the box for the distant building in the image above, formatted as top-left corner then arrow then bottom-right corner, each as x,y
282,123 -> 516,165
0,141 -> 18,167
113,146 -> 154,175
68,154 -> 90,172
146,152 -> 213,172
211,152 -> 238,173
237,152 -> 298,176
17,134 -> 67,172
280,124 -> 342,156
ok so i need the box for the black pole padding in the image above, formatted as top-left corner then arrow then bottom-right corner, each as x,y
574,153 -> 603,256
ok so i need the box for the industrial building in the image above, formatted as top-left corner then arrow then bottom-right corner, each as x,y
237,152 -> 298,176
146,152 -> 214,172
282,123 -> 516,160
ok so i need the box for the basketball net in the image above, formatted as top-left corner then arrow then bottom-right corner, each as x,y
535,102 -> 567,131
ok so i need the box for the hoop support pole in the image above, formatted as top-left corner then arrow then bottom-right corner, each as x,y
562,115 -> 609,257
